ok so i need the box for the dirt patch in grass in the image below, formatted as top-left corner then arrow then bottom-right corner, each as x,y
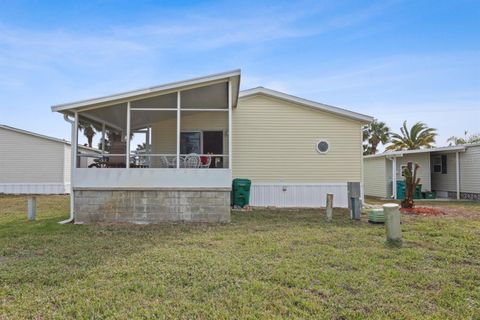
401,207 -> 445,216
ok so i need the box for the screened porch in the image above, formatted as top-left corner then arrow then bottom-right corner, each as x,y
54,70 -> 240,190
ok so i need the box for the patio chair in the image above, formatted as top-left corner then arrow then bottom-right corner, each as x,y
200,155 -> 212,168
159,155 -> 170,168
170,156 -> 185,168
105,141 -> 126,168
184,154 -> 200,168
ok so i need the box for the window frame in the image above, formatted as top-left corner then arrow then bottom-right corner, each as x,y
316,139 -> 330,154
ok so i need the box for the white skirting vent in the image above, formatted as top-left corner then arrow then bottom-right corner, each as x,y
250,183 -> 349,208
0,183 -> 69,195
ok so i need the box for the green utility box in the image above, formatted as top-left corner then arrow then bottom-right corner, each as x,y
423,191 -> 437,199
231,178 -> 251,208
368,208 -> 385,223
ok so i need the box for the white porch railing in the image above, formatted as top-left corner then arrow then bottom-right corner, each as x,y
77,153 -> 229,169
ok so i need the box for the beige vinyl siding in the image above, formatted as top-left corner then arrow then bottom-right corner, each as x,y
395,153 -> 432,191
431,153 -> 457,192
364,157 -> 387,197
151,112 -> 228,155
0,128 -> 65,183
232,95 -> 363,183
460,146 -> 480,193
432,146 -> 480,194
63,144 -> 71,185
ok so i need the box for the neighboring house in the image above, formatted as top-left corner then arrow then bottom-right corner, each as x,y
51,70 -> 373,224
0,125 -> 96,194
364,144 -> 480,200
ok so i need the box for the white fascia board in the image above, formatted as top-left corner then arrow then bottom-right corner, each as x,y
0,124 -> 71,146
239,87 -> 374,123
0,124 -> 101,152
364,145 -> 467,159
51,69 -> 241,112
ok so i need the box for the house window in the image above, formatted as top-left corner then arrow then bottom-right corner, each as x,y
180,132 -> 201,154
400,165 -> 407,177
433,155 -> 447,174
441,155 -> 447,174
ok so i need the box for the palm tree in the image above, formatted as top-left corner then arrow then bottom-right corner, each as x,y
386,121 -> 437,151
363,119 -> 390,155
78,121 -> 98,148
447,131 -> 480,146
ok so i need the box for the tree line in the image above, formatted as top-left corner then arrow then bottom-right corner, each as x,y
363,120 -> 480,155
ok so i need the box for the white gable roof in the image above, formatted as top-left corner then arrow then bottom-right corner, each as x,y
51,69 -> 241,112
0,124 -> 97,152
239,87 -> 373,123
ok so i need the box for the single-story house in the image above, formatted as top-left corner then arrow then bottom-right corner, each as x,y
364,144 -> 480,200
0,124 -> 95,194
51,69 -> 373,224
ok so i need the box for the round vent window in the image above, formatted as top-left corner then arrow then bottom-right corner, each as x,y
316,140 -> 330,154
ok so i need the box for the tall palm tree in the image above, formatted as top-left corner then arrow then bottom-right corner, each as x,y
363,119 -> 390,155
447,131 -> 480,146
78,120 -> 99,148
386,121 -> 437,151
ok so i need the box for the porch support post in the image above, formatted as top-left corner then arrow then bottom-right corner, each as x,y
126,101 -> 131,168
228,80 -> 232,169
392,157 -> 397,199
73,112 -> 79,171
146,126 -> 150,150
71,111 -> 79,218
456,152 -> 460,200
101,122 -> 106,154
176,91 -> 181,168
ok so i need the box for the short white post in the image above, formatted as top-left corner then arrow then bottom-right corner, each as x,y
27,196 -> 36,221
326,193 -> 333,221
383,203 -> 402,245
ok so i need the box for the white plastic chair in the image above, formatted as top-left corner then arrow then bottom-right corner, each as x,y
184,154 -> 200,168
170,156 -> 185,168
159,156 -> 170,168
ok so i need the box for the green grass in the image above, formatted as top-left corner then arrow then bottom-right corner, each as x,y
1,195 -> 480,319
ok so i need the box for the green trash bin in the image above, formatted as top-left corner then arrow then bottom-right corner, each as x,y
232,178 -> 251,208
396,181 -> 406,200
423,191 -> 436,199
414,184 -> 422,199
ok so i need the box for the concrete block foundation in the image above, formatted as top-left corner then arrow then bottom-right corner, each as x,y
74,189 -> 231,224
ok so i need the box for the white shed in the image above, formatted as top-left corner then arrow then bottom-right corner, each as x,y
0,124 -> 94,194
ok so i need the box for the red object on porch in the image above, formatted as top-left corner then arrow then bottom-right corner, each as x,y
200,156 -> 209,165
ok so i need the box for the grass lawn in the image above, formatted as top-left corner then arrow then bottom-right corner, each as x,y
1,195 -> 480,319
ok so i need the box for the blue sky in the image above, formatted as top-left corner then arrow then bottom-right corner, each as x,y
0,0 -> 479,147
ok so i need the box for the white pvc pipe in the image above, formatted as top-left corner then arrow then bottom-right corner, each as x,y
391,157 -> 397,199
59,113 -> 77,224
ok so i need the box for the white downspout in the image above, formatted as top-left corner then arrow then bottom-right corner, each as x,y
59,113 -> 77,224
388,156 -> 397,199
456,152 -> 460,200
